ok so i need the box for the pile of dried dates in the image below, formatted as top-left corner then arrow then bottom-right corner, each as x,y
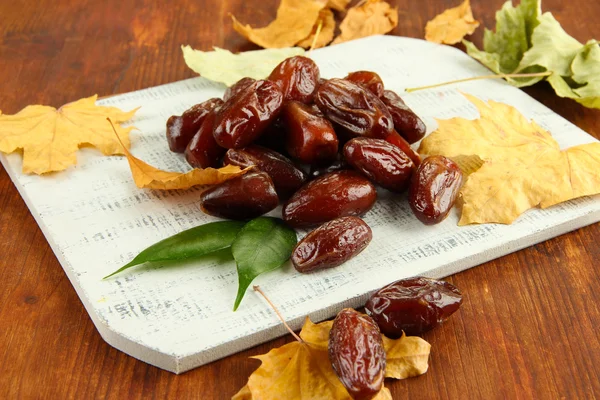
166,56 -> 464,273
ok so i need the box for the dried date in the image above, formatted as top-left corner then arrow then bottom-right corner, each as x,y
384,130 -> 422,167
282,170 -> 377,228
409,155 -> 463,225
344,137 -> 413,192
199,171 -> 278,220
213,80 -> 284,149
365,277 -> 463,337
381,90 -> 426,144
223,145 -> 306,199
329,309 -> 386,400
268,56 -> 320,103
223,77 -> 256,101
292,216 -> 372,273
345,71 -> 384,98
166,98 -> 223,153
185,109 -> 225,168
314,79 -> 393,139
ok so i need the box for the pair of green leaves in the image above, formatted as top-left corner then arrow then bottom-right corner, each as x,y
464,0 -> 600,109
103,218 -> 297,311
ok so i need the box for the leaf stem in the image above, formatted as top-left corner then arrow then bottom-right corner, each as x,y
307,19 -> 324,55
404,71 -> 553,93
253,285 -> 303,343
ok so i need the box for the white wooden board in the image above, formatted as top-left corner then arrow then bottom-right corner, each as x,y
2,36 -> 599,374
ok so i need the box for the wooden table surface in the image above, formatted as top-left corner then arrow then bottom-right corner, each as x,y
1,0 -> 599,398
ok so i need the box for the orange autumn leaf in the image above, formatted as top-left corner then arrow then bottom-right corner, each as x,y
326,0 -> 351,12
297,8 -> 336,49
419,94 -> 600,225
0,96 -> 137,174
425,0 -> 480,45
231,0 -> 327,49
234,316 -> 429,400
332,0 -> 398,45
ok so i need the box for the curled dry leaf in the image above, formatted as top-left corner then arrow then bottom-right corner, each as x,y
0,96 -> 137,174
231,0 -> 326,49
297,8 -> 336,49
182,46 -> 305,86
425,0 -> 480,45
419,93 -> 600,225
332,0 -> 398,45
234,316 -> 429,399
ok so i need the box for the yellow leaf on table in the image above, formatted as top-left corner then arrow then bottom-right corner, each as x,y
232,0 -> 326,49
235,315 -> 428,399
297,9 -> 336,49
119,139 -> 249,190
332,0 -> 398,45
383,334 -> 431,379
0,96 -> 136,174
425,0 -> 479,45
419,94 -> 600,225
326,0 -> 351,12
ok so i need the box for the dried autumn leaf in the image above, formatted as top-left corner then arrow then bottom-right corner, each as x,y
0,96 -> 136,174
332,0 -> 398,45
297,8 -> 336,49
425,0 -> 480,45
383,334 -> 431,379
327,0 -> 351,12
231,0 -> 326,49
419,93 -> 600,225
116,134 -> 248,190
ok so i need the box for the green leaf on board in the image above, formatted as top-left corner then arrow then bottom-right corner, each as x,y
464,0 -> 600,108
231,217 -> 297,311
103,221 -> 245,279
181,45 -> 305,86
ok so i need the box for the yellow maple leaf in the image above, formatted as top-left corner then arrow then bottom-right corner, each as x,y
419,94 -> 600,225
332,0 -> 398,45
297,8 -> 336,49
232,0 -> 327,49
234,316 -> 429,399
425,0 -> 480,45
119,139 -> 249,190
0,95 -> 137,174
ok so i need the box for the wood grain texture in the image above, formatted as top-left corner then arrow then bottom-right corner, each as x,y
0,0 -> 599,398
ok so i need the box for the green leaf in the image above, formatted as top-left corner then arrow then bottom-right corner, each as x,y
103,221 -> 245,279
231,217 -> 297,311
181,45 -> 305,87
571,40 -> 600,108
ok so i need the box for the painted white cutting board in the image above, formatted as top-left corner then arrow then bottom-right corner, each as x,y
2,36 -> 599,374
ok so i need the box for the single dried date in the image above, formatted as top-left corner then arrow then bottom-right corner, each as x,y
292,216 -> 372,273
166,98 -> 223,153
223,77 -> 256,101
329,309 -> 386,400
185,110 -> 226,169
381,90 -> 426,144
344,137 -> 413,192
314,79 -> 393,139
282,101 -> 338,165
199,171 -> 278,220
409,155 -> 463,225
345,71 -> 385,98
223,145 -> 306,199
384,130 -> 422,167
282,170 -> 377,228
365,277 -> 463,337
268,56 -> 320,103
213,80 -> 284,149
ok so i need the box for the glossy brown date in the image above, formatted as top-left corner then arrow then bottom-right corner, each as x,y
185,110 -> 225,168
314,79 -> 393,139
365,277 -> 463,337
223,77 -> 256,101
223,145 -> 307,199
213,80 -> 284,149
345,71 -> 384,98
409,155 -> 463,225
282,170 -> 377,228
344,138 -> 413,192
381,90 -> 426,144
268,56 -> 320,103
282,101 -> 338,165
292,216 -> 372,273
329,309 -> 386,400
384,130 -> 422,167
166,98 -> 223,153
199,171 -> 278,220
